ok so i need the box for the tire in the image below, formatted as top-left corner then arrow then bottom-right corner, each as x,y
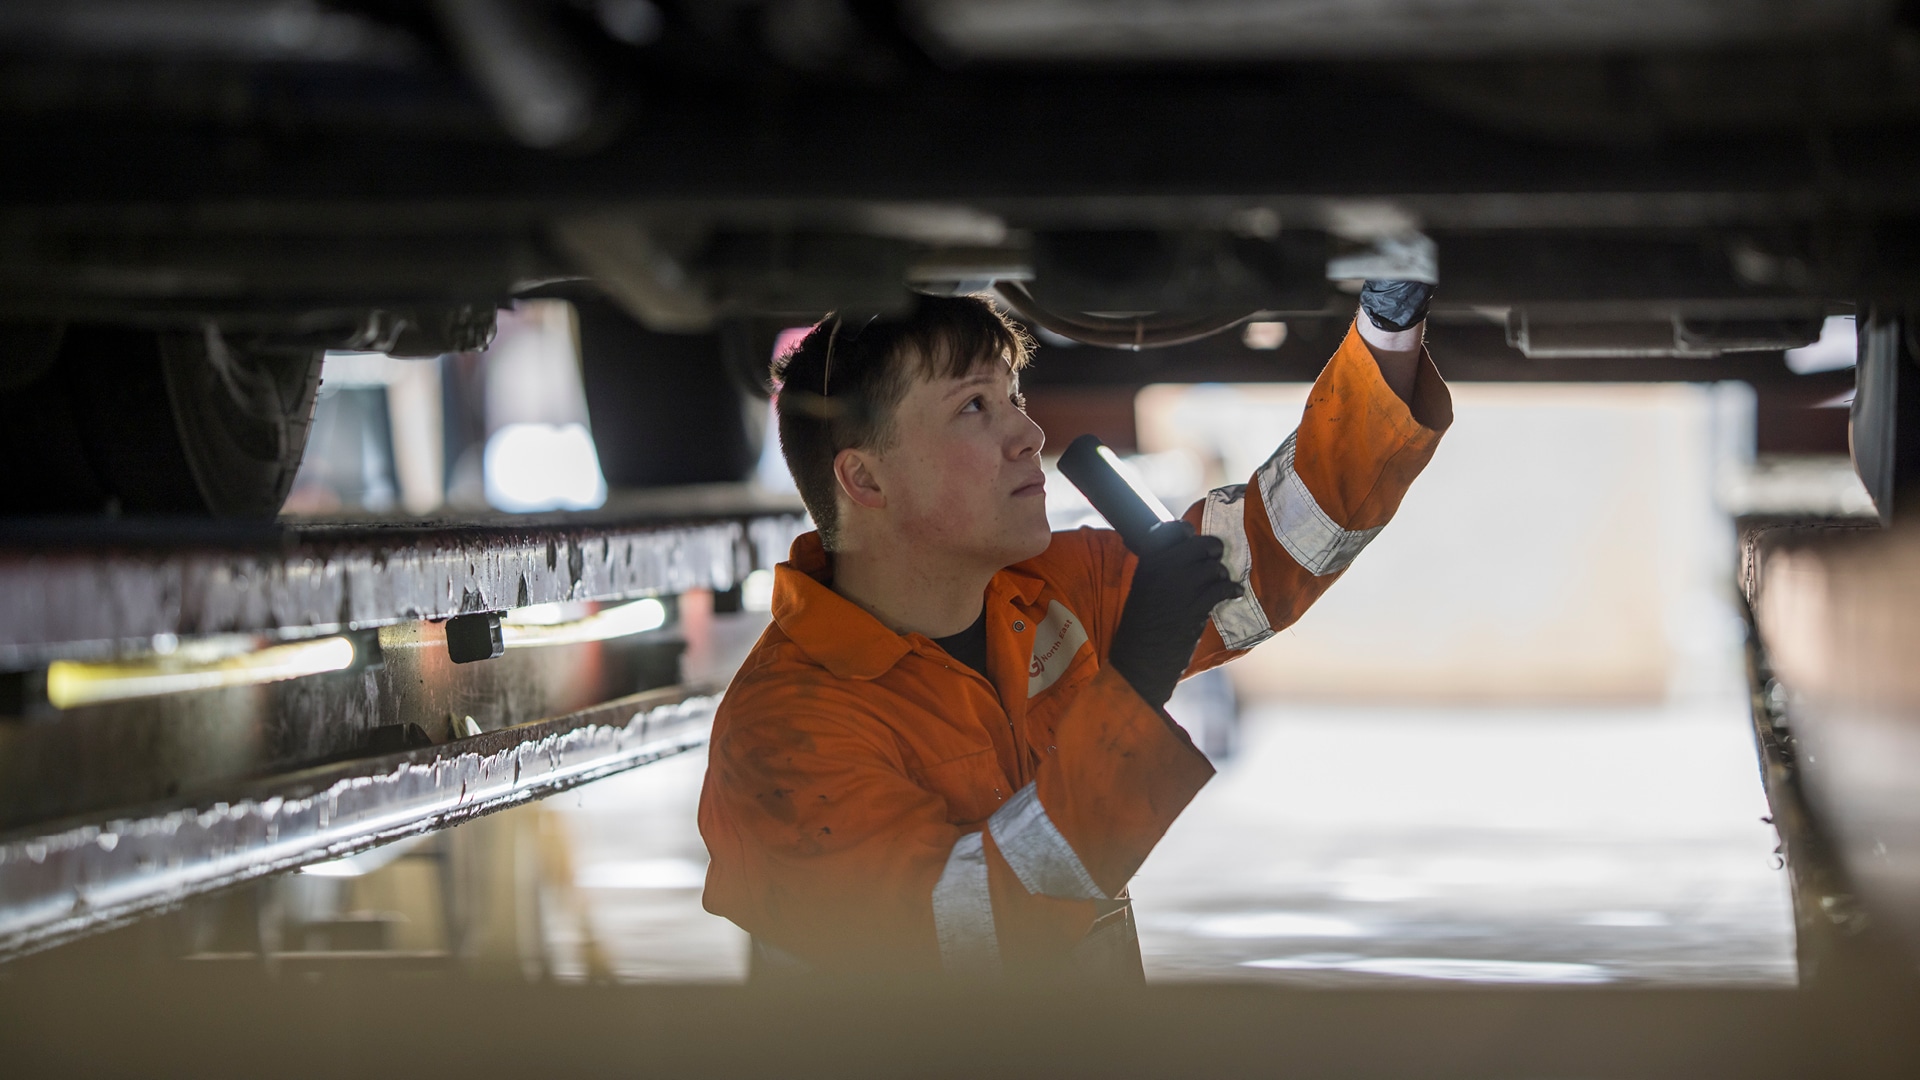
575,296 -> 765,489
0,323 -> 322,518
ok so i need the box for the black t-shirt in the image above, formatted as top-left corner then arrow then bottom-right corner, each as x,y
932,608 -> 990,682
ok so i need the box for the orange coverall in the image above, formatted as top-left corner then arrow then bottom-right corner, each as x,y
699,320 -> 1453,976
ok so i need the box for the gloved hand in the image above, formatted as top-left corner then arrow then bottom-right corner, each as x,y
1359,279 -> 1434,333
1107,521 -> 1244,711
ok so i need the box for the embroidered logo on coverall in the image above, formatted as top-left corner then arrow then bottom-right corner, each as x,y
1027,601 -> 1089,697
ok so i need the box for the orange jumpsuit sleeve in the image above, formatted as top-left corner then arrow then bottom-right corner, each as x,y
1178,317 -> 1452,671
699,661 -> 1211,975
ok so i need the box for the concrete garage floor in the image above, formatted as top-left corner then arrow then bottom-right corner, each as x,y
548,695 -> 1795,987
1131,701 -> 1796,987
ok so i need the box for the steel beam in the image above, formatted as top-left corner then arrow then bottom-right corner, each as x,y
0,683 -> 720,962
1020,318 -> 1855,387
0,494 -> 807,666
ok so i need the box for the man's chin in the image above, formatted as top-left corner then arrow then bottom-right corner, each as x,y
1002,519 -> 1055,566
958,510 -> 1053,570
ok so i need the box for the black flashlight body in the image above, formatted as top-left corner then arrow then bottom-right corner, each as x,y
1057,434 -> 1172,555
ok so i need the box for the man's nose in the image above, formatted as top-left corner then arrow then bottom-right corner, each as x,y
1010,408 -> 1045,458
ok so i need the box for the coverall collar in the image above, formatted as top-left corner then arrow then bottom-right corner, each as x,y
772,531 -> 1047,681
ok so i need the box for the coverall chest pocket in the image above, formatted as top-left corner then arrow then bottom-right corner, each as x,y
1023,651 -> 1096,754
907,747 -> 1009,824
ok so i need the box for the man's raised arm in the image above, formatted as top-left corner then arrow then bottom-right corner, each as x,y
1176,279 -> 1454,670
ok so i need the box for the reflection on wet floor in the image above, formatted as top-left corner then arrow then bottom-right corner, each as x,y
1132,701 -> 1796,987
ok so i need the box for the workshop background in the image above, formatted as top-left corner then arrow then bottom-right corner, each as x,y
261,317 -> 1853,986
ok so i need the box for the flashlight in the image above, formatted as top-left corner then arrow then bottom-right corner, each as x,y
1057,434 -> 1180,555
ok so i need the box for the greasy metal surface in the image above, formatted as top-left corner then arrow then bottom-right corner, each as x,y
1738,519 -> 1880,606
1740,591 -> 1872,985
0,683 -> 719,961
1741,519 -> 1920,976
915,0 -> 1890,58
0,492 -> 807,665
0,619 -> 684,830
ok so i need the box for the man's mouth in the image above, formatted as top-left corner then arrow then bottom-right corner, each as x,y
1013,475 -> 1047,498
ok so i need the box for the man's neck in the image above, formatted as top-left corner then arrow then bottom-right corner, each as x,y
828,537 -> 995,639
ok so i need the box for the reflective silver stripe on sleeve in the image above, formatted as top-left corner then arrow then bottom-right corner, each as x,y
1199,482 -> 1274,650
987,783 -> 1105,901
931,830 -> 1000,974
1256,432 -> 1383,577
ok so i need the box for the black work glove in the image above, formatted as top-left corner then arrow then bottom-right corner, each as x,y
1359,279 -> 1434,333
1107,521 -> 1244,711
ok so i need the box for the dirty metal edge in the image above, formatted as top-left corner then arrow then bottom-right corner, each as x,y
1739,597 -> 1867,986
0,683 -> 722,962
0,510 -> 809,665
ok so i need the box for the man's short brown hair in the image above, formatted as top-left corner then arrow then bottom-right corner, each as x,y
772,295 -> 1031,549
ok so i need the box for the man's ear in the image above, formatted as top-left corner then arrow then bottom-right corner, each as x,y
833,447 -> 887,511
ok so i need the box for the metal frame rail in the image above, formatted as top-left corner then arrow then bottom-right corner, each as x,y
0,495 -> 809,961
1740,597 -> 1872,985
1737,518 -> 1920,990
0,684 -> 719,961
0,500 -> 808,666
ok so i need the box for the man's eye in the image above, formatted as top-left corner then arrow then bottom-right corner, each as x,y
962,396 -> 984,413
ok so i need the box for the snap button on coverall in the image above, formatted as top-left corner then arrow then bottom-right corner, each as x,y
698,320 -> 1452,977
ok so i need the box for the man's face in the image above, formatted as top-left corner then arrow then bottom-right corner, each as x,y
863,358 -> 1051,569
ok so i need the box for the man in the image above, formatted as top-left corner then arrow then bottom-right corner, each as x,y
699,282 -> 1451,978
